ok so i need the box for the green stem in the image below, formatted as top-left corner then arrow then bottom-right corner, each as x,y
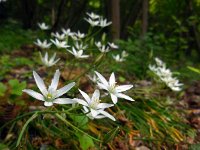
55,113 -> 101,142
16,112 -> 38,147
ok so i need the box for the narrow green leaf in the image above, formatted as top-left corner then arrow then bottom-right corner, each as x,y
16,112 -> 38,147
103,126 -> 119,143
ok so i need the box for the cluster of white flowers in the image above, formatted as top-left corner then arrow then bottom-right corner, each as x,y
23,70 -> 134,121
84,12 -> 112,27
149,57 -> 183,91
24,12 -> 134,121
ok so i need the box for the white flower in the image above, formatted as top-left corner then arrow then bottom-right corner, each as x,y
34,39 -> 52,49
52,32 -> 66,40
86,12 -> 100,20
95,71 -> 134,104
39,52 -> 60,67
38,22 -> 49,30
95,42 -> 110,53
95,41 -> 102,48
23,70 -> 76,107
149,57 -> 183,91
84,18 -> 100,27
67,47 -> 89,59
62,28 -> 73,36
51,38 -> 70,49
98,18 -> 112,27
75,89 -> 115,121
122,50 -> 129,58
108,42 -> 118,49
0,0 -> 6,2
98,45 -> 110,53
76,31 -> 86,39
113,54 -> 124,62
75,42 -> 88,50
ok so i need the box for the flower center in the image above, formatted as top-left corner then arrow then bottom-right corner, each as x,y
108,84 -> 116,93
90,99 -> 101,109
45,93 -> 54,102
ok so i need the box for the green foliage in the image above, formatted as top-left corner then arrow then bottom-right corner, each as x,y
77,133 -> 95,150
0,83 -> 7,96
189,144 -> 200,150
0,143 -> 9,150
0,22 -> 36,52
8,79 -> 26,96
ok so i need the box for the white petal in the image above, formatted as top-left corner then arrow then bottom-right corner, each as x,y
23,89 -> 44,101
56,82 -> 75,98
94,115 -> 106,119
33,71 -> 48,95
91,89 -> 100,102
78,89 -> 91,104
95,71 -> 109,86
116,85 -> 133,92
90,108 -> 99,117
54,98 -> 76,104
98,109 -> 116,121
109,72 -> 115,85
97,82 -> 108,90
97,103 -> 114,109
74,98 -> 89,106
110,93 -> 118,104
117,93 -> 134,101
49,53 -> 56,63
48,69 -> 60,92
44,101 -> 53,107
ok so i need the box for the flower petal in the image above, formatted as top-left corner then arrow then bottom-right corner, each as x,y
98,109 -> 116,121
54,98 -> 76,104
90,108 -> 99,117
97,103 -> 114,109
91,89 -> 100,102
97,82 -> 108,91
110,93 -> 118,104
33,71 -> 48,95
95,71 -> 109,86
49,69 -> 60,92
23,89 -> 44,101
44,101 -> 53,107
94,115 -> 106,119
74,98 -> 89,106
117,93 -> 134,101
109,72 -> 115,85
56,82 -> 75,98
78,89 -> 91,104
116,85 -> 133,92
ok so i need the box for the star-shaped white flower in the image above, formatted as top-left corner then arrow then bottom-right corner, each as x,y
112,54 -> 124,62
84,18 -> 99,27
95,71 -> 134,104
38,22 -> 49,30
74,42 -> 88,50
98,18 -> 112,27
62,28 -> 73,36
51,32 -> 66,40
34,39 -> 52,49
39,52 -> 60,67
108,42 -> 118,49
23,70 -> 76,107
86,12 -> 100,20
75,31 -> 86,39
51,38 -> 70,49
75,89 -> 115,121
67,47 -> 89,59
